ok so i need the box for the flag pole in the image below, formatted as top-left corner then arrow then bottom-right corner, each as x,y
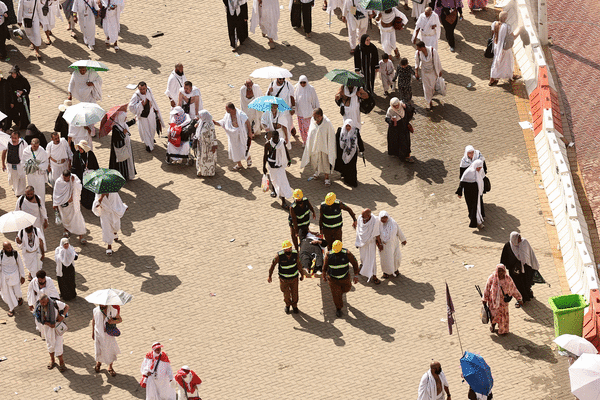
446,280 -> 464,355
453,307 -> 464,355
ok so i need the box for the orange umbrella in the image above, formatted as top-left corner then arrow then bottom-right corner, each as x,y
99,103 -> 128,137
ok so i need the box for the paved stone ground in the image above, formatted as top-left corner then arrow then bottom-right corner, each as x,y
0,1 -> 574,398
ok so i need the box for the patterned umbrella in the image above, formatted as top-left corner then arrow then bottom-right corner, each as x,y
460,351 -> 493,396
248,96 -> 291,112
69,60 -> 109,71
360,0 -> 399,10
99,104 -> 128,137
83,168 -> 126,194
325,69 -> 365,87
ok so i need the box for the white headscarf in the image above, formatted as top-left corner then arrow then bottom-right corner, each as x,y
340,119 -> 358,164
378,210 -> 397,243
460,159 -> 485,196
386,97 -> 405,120
509,232 -> 540,272
55,238 -> 77,277
460,145 -> 484,168
114,111 -> 128,132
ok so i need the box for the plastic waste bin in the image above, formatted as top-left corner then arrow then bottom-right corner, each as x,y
548,294 -> 587,337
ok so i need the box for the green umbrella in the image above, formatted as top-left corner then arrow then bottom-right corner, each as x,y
360,0 -> 399,10
83,168 -> 126,194
325,69 -> 364,87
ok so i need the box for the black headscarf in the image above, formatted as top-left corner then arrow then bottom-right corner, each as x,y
360,34 -> 369,48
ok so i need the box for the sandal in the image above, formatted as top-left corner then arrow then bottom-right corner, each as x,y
63,232 -> 69,238
515,303 -> 521,308
382,273 -> 391,279
7,311 -> 14,317
48,362 -> 55,370
405,156 -> 415,163
106,249 -> 113,255
393,270 -> 400,277
324,179 -> 331,186
108,368 -> 116,377
270,191 -> 277,198
247,159 -> 253,167
372,276 -> 381,285
58,363 -> 67,372
80,238 -> 87,244
94,364 -> 100,373
232,165 -> 243,171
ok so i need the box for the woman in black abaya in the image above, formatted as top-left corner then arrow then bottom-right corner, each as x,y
353,34 -> 379,94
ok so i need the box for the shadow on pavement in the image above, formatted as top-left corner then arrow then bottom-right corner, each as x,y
520,297 -> 555,328
366,272 -> 436,309
491,332 -> 558,363
118,180 -> 181,222
118,24 -> 152,49
473,202 -> 521,243
430,102 -> 478,132
292,311 -> 346,346
346,304 -> 396,342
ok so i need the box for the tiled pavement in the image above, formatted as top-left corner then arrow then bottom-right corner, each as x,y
0,1 -> 576,398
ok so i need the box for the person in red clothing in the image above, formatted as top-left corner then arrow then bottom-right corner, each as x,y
174,365 -> 202,400
140,342 -> 175,399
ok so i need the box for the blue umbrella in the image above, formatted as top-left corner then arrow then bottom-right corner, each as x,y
248,96 -> 291,112
460,351 -> 493,396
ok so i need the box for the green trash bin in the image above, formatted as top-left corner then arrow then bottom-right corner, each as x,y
548,294 -> 588,337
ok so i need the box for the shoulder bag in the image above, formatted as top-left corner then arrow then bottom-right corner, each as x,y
102,308 -> 121,337
501,286 -> 512,303
483,176 -> 491,193
445,0 -> 458,25
23,0 -> 38,28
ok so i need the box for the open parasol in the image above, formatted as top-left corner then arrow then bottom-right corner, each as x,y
99,104 -> 128,137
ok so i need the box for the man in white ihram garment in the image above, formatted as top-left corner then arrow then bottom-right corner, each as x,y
68,67 -> 102,103
261,103 -> 289,148
165,63 -> 186,108
100,0 -> 124,51
375,7 -> 408,58
267,77 -> 296,139
92,192 -> 127,256
17,0 -> 43,59
53,170 -> 87,243
263,130 -> 293,209
411,0 -> 427,20
342,0 -> 369,52
140,342 -> 176,400
214,102 -> 253,171
129,82 -> 165,153
27,270 -> 59,338
46,132 -> 72,186
377,211 -> 406,278
39,0 -> 60,45
0,242 -> 25,317
68,124 -> 94,151
92,304 -> 122,376
22,138 -> 48,201
250,0 -> 280,49
178,81 -> 203,120
418,361 -> 451,400
300,108 -> 336,186
16,225 -> 45,279
489,11 -> 520,86
16,186 -> 48,236
412,7 -> 441,51
415,40 -> 442,110
72,0 -> 98,50
35,294 -> 69,371
355,208 -> 382,284
240,79 -> 263,134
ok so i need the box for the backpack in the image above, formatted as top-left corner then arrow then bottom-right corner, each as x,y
19,194 -> 42,210
180,122 -> 195,143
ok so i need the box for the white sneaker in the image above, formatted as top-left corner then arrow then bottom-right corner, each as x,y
88,44 -> 94,51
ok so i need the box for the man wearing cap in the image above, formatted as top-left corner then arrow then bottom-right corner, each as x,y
288,188 -> 315,250
67,66 -> 103,103
46,132 -> 72,185
22,138 -> 48,202
174,365 -> 202,400
319,192 -> 357,250
140,342 -> 176,400
322,240 -> 360,317
268,240 -> 304,314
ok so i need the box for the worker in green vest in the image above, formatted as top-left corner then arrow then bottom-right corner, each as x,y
319,192 -> 357,250
288,188 -> 315,251
268,240 -> 305,314
322,240 -> 360,318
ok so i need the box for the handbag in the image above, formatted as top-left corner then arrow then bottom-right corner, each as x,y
435,77 -> 447,96
114,144 -> 130,163
393,16 -> 405,30
55,321 -> 68,336
24,0 -> 38,27
483,176 -> 491,193
42,0 -> 49,16
485,37 -> 494,58
140,99 -> 151,118
445,0 -> 458,24
261,174 -> 270,193
359,90 -> 376,114
339,104 -> 345,116
105,321 -> 121,336
481,304 -> 489,324
501,286 -> 512,303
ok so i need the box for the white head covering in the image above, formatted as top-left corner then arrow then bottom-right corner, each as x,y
114,111 -> 128,131
378,210 -> 397,243
460,145 -> 484,168
386,97 -> 405,120
509,231 -> 540,272
55,238 -> 76,277
340,119 -> 358,164
461,159 -> 485,196
298,75 -> 308,84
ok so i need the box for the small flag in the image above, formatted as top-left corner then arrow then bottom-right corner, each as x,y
446,282 -> 455,335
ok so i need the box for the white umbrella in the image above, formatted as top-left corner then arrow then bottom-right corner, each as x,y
569,353 -> 600,400
0,211 -> 37,233
250,66 -> 292,79
69,60 -> 109,71
63,102 -> 106,127
555,334 -> 599,357
85,288 -> 133,306
0,130 -> 10,151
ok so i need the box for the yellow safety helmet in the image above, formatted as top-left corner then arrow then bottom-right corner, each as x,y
293,189 -> 303,200
325,192 -> 336,206
332,240 -> 343,253
282,240 -> 293,249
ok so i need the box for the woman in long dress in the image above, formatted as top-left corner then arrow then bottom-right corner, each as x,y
456,159 -> 485,229
385,97 -> 415,162
458,145 -> 487,178
378,211 -> 407,278
109,112 -> 136,181
489,11 -> 519,86
55,238 -> 77,300
500,231 -> 539,305
353,34 -> 379,93
334,119 -> 364,187
483,264 -> 523,335
71,140 -> 99,210
194,110 -> 218,177
92,304 -> 122,376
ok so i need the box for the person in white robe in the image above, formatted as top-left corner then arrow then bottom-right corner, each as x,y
411,0 -> 427,20
294,75 -> 320,146
22,139 -> 48,201
0,242 -> 25,317
17,0 -> 43,58
16,186 -> 49,235
262,130 -> 292,208
100,0 -> 124,50
214,102 -> 253,170
72,0 -> 98,50
16,225 -> 45,279
250,0 -> 280,48
418,361 -> 450,400
335,85 -> 367,128
415,41 -> 442,109
39,0 -> 60,44
261,103 -> 290,149
68,123 -> 94,151
326,0 -> 344,16
3,124 -> 27,197
92,305 -> 122,375
376,8 -> 408,58
129,82 -> 165,152
489,11 -> 519,85
267,78 -> 296,137
240,79 -> 263,134
174,366 -> 202,400
140,342 -> 176,400
165,64 -> 186,108
35,294 -> 69,371
166,106 -> 192,164
53,170 -> 87,242
300,108 -> 336,186
27,270 -> 59,339
177,81 -> 203,120
379,54 -> 395,94
92,192 -> 127,255
68,67 -> 102,103
355,209 -> 382,283
342,0 -> 369,51
46,132 -> 72,186
412,8 -> 441,51
378,211 -> 407,278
